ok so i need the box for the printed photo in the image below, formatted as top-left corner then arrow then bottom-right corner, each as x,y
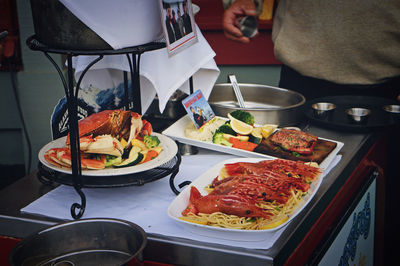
160,0 -> 198,56
182,89 -> 215,129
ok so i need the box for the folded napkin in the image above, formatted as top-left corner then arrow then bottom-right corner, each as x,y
22,152 -> 342,250
71,24 -> 219,115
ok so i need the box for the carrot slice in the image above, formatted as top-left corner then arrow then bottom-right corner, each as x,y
228,137 -> 258,151
141,150 -> 159,163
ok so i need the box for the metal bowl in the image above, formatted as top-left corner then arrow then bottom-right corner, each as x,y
9,218 -> 147,266
311,102 -> 336,118
383,104 -> 400,114
346,107 -> 371,123
208,83 -> 306,126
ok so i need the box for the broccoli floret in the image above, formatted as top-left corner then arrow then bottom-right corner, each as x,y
212,132 -> 233,147
216,124 -> 237,135
230,110 -> 254,125
144,135 -> 160,148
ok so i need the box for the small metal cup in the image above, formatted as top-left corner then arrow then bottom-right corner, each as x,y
311,102 -> 336,119
383,105 -> 400,124
238,16 -> 258,38
346,108 -> 371,123
383,104 -> 400,114
179,143 -> 199,156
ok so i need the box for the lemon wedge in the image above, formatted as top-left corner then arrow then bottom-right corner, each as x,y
228,113 -> 253,135
249,127 -> 263,144
261,124 -> 278,139
261,216 -> 289,230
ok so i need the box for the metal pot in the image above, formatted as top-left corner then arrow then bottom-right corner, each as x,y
30,0 -> 111,49
208,83 -> 306,126
9,218 -> 147,266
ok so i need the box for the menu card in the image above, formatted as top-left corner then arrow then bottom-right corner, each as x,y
182,89 -> 215,129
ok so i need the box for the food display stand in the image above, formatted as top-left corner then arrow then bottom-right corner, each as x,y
0,123 -> 387,265
24,36 -> 190,220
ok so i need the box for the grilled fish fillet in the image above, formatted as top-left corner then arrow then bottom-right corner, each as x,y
270,129 -> 318,155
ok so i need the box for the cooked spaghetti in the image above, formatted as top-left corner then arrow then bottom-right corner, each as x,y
180,159 -> 321,230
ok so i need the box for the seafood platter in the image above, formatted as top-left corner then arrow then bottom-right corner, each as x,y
168,157 -> 323,241
39,109 -> 178,177
162,110 -> 343,170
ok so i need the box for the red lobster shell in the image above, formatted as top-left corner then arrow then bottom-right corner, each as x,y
66,109 -> 141,145
182,186 -> 271,218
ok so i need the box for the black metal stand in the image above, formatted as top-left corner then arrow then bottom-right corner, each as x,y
27,35 -> 186,219
37,153 -> 182,189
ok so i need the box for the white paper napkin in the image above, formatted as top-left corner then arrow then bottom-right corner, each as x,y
71,24 -> 219,114
22,153 -> 342,249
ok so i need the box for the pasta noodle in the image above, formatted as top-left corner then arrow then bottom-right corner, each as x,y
181,188 -> 307,230
180,159 -> 321,230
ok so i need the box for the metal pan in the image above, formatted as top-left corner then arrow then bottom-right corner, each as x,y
9,218 -> 147,266
208,83 -> 306,126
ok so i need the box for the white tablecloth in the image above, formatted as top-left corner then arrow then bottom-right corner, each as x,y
22,152 -> 341,249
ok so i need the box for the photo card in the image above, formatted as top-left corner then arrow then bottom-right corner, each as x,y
182,89 -> 215,129
159,0 -> 198,56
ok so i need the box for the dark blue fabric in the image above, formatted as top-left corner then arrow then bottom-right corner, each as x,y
278,65 -> 400,101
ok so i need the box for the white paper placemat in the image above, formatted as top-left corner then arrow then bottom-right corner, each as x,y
22,152 -> 341,249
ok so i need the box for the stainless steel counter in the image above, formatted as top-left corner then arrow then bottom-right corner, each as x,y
0,124 -> 378,265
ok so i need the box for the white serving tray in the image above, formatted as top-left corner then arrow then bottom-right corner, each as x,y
167,157 -> 323,241
38,133 -> 178,176
162,115 -> 343,170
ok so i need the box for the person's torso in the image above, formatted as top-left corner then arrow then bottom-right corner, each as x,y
272,0 -> 400,84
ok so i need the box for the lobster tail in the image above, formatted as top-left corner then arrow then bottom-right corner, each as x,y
189,186 -> 203,203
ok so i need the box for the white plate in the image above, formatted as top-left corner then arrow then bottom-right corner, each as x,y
162,115 -> 344,170
38,133 -> 178,176
167,157 -> 323,241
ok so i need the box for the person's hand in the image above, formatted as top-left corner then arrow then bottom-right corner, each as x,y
222,0 -> 257,43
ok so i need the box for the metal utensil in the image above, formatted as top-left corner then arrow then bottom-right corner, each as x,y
228,75 -> 246,108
